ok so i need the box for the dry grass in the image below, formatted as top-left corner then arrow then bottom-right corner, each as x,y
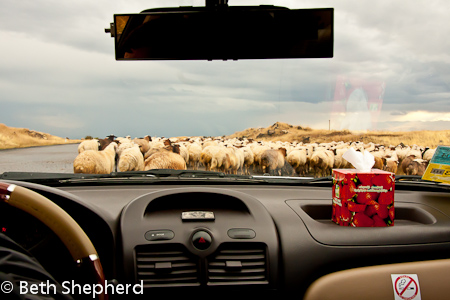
226,122 -> 450,148
2,121 -> 448,151
0,123 -> 82,150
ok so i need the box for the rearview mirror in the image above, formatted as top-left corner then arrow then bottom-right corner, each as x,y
109,7 -> 333,60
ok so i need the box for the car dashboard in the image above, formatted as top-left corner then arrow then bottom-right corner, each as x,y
2,179 -> 450,298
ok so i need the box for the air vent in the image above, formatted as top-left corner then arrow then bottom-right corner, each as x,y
135,244 -> 200,287
207,243 -> 268,286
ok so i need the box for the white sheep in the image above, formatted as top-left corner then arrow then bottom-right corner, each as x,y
132,137 -> 151,155
233,147 -> 245,175
223,147 -> 240,174
242,146 -> 255,175
422,148 -> 436,161
332,147 -> 350,169
286,148 -> 308,176
187,142 -> 202,170
118,144 -> 145,172
78,139 -> 99,153
74,142 -> 117,174
177,143 -> 190,166
209,147 -> 231,173
200,146 -> 223,171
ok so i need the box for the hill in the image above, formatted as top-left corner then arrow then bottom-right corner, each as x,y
226,122 -> 450,148
0,123 -> 82,150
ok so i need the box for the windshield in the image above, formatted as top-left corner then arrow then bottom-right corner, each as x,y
0,0 -> 449,179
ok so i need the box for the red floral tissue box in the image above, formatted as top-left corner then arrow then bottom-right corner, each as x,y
332,169 -> 395,227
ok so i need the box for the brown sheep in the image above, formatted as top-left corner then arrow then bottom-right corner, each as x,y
98,134 -> 116,150
405,159 -> 428,176
384,160 -> 398,174
309,149 -> 334,178
373,156 -> 386,170
144,150 -> 187,170
400,155 -> 416,175
260,148 -> 287,175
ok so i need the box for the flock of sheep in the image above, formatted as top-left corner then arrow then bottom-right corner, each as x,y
73,134 -> 436,177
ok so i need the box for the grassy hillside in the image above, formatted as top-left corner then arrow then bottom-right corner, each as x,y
2,121 -> 448,150
226,122 -> 450,148
0,123 -> 82,150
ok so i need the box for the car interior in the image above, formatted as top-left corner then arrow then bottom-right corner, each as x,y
1,1 -> 450,299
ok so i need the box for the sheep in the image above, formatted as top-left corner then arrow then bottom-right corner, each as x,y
222,147 -> 240,174
202,140 -> 219,149
115,136 -> 132,144
251,144 -> 271,172
132,136 -> 151,155
177,143 -> 190,166
384,160 -> 398,174
405,159 -> 428,176
144,142 -> 176,160
422,148 -> 436,161
332,147 -> 350,169
286,148 -> 308,176
98,134 -> 116,150
117,144 -> 145,172
78,139 -> 100,153
383,151 -> 399,174
260,148 -> 287,176
116,139 -> 134,156
200,146 -> 222,171
232,147 -> 245,175
309,149 -> 334,178
187,142 -> 202,170
205,146 -> 230,173
73,142 -> 118,174
373,156 -> 386,170
400,155 -> 416,175
144,150 -> 187,170
242,146 -> 255,175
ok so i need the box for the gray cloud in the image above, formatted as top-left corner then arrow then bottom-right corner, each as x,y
1,0 -> 449,139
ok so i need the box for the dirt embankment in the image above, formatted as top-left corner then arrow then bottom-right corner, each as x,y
0,123 -> 82,150
226,121 -> 450,148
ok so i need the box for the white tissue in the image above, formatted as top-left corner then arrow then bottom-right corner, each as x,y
342,147 -> 375,172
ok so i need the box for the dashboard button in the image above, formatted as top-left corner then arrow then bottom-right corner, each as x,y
192,231 -> 212,250
145,230 -> 174,241
228,228 -> 256,239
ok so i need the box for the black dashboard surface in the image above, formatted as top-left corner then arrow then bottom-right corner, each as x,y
3,181 -> 450,296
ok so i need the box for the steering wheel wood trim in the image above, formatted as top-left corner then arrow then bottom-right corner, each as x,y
0,182 -> 107,300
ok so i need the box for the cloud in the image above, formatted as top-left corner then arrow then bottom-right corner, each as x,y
390,111 -> 407,116
1,0 -> 450,139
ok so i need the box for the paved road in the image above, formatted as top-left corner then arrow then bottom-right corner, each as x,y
0,144 -> 79,173
0,143 -> 305,176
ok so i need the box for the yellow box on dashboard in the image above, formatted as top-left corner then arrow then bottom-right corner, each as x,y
422,146 -> 450,184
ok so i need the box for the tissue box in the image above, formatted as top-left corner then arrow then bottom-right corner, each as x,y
332,169 -> 395,227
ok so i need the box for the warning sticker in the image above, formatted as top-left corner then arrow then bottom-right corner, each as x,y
391,274 -> 421,300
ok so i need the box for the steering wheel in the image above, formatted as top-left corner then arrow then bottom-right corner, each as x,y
0,182 -> 107,300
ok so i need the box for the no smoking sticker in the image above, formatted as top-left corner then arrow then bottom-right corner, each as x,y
391,274 -> 421,300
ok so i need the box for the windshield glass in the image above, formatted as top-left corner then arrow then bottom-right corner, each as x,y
0,0 -> 449,179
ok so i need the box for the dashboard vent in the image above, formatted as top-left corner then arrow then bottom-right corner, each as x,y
135,244 -> 200,287
207,243 -> 268,286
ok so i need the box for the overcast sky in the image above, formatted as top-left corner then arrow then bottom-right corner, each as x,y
1,0 -> 449,139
